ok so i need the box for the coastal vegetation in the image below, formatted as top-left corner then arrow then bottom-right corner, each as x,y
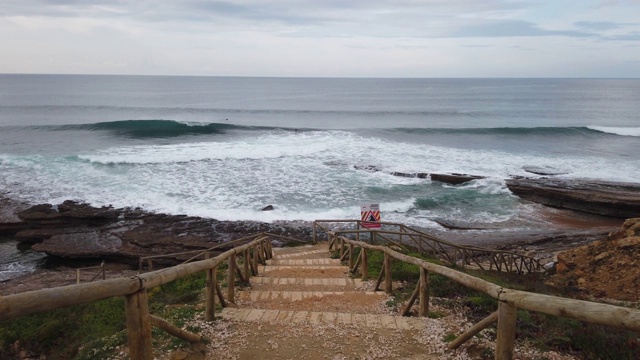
2,236 -> 639,359
0,273 -> 211,359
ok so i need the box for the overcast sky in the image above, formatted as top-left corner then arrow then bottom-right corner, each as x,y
1,0 -> 639,77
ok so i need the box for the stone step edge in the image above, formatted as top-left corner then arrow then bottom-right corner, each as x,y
265,259 -> 341,265
262,265 -> 346,270
219,308 -> 427,330
244,290 -> 385,302
273,249 -> 331,259
251,277 -> 363,287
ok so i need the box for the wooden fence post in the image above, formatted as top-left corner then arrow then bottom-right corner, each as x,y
313,222 -> 317,244
205,264 -> 216,321
258,244 -> 265,265
496,301 -> 517,360
384,253 -> 392,293
228,253 -> 236,303
243,249 -> 250,281
419,267 -> 429,317
348,244 -> 355,269
253,246 -> 259,275
264,240 -> 271,260
125,288 -> 153,360
361,248 -> 368,280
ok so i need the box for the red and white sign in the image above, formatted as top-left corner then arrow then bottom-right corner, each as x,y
361,203 -> 381,229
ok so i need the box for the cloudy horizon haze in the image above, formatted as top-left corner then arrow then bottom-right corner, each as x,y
1,0 -> 639,78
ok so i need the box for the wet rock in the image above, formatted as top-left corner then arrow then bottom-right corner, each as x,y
430,173 -> 484,185
433,218 -> 503,230
4,201 -> 315,265
353,165 -> 484,184
353,165 -> 381,172
261,205 -> 275,211
522,165 -> 568,176
506,178 -> 640,218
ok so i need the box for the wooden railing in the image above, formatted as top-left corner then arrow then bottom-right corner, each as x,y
138,232 -> 309,272
4,224 -> 638,360
313,220 -> 545,273
326,231 -> 640,360
75,261 -> 106,284
0,236 -> 274,360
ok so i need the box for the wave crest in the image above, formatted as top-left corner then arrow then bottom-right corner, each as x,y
391,126 -> 599,136
81,120 -> 265,138
52,120 -> 278,138
586,126 -> 640,137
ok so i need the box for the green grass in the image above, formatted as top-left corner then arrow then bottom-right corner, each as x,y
0,297 -> 126,360
0,272 -> 212,359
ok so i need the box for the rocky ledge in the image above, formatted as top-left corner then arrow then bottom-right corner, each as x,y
352,165 -> 640,218
1,200 -> 314,266
506,178 -> 640,218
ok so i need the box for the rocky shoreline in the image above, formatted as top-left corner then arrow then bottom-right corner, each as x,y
1,200 -> 315,266
1,174 -> 638,295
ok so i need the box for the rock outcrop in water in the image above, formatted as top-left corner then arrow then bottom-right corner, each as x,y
4,200 -> 314,265
353,165 -> 485,185
506,177 -> 640,218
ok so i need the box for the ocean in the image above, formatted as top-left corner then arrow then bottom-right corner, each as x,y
1,75 -> 639,279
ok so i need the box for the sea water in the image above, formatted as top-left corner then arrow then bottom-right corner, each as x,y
1,75 -> 639,223
1,75 -> 639,278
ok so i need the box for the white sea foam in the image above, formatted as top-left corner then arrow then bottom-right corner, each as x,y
2,130 -> 640,224
587,126 -> 640,137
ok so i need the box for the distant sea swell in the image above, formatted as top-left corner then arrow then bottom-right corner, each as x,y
7,119 -> 640,139
393,125 -> 640,137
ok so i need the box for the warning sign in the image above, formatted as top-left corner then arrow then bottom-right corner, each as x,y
361,203 -> 381,229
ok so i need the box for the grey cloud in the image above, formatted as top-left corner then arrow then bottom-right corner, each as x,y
0,0 -> 129,18
0,0 -> 528,23
574,20 -> 636,30
451,20 -> 596,38
605,31 -> 640,41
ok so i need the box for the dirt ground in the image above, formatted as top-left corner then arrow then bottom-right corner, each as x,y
549,218 -> 640,302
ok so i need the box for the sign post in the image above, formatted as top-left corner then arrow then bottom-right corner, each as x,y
361,203 -> 381,229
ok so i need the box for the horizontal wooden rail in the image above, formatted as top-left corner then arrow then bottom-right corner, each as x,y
334,234 -> 640,359
0,276 -> 143,320
138,233 -> 264,271
0,237 -> 266,320
0,237 -> 273,360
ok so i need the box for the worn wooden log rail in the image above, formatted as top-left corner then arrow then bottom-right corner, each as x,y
0,236 -> 274,360
326,231 -> 640,360
76,260 -> 106,284
138,232 -> 307,272
313,219 -> 545,274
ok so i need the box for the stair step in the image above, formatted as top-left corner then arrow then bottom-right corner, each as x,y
266,259 -> 341,266
245,290 -> 384,302
251,277 -> 363,287
273,249 -> 331,259
262,265 -> 346,271
220,308 -> 427,330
